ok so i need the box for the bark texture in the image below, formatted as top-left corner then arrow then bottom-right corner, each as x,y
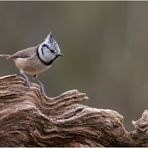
0,74 -> 147,147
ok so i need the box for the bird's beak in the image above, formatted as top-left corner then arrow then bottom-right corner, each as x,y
58,53 -> 64,57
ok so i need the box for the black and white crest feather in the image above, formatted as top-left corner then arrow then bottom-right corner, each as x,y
37,32 -> 62,65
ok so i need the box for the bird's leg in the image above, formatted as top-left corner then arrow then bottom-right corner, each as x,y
33,75 -> 46,95
20,70 -> 31,88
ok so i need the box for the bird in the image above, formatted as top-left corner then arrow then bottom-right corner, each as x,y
0,32 -> 63,95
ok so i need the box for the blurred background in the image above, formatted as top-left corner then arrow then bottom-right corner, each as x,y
0,1 -> 147,130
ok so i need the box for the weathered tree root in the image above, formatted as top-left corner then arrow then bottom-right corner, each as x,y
0,74 -> 147,147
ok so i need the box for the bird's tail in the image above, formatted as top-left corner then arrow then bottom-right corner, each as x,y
0,54 -> 10,60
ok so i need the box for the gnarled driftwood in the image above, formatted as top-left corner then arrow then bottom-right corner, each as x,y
0,74 -> 147,147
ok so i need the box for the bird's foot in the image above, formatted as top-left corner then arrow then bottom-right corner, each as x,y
39,83 -> 46,96
24,79 -> 32,90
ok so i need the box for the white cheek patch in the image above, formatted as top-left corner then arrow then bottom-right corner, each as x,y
38,46 -> 56,64
42,47 -> 51,60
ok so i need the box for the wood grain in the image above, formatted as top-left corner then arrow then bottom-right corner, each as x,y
0,74 -> 147,147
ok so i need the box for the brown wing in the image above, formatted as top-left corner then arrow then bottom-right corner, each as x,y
8,46 -> 37,60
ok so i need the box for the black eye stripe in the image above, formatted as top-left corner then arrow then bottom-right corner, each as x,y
42,44 -> 55,54
42,44 -> 49,49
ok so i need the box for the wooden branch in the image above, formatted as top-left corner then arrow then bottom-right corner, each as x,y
0,74 -> 147,147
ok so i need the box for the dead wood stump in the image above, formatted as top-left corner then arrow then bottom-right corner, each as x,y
0,74 -> 147,147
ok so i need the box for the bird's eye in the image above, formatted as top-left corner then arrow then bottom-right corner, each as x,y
50,49 -> 55,54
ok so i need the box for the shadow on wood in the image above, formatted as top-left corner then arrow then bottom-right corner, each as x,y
0,74 -> 147,147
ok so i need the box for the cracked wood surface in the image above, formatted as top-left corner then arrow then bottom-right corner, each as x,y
0,74 -> 147,147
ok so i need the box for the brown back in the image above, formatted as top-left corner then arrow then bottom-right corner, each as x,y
8,46 -> 37,60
